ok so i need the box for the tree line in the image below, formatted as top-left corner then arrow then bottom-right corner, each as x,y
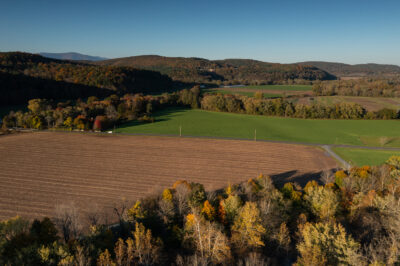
312,78 -> 400,97
1,88 -> 200,130
2,157 -> 400,265
201,93 -> 399,120
2,87 -> 400,131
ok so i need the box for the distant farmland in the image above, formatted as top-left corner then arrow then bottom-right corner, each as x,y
296,96 -> 400,111
0,132 -> 336,220
203,84 -> 312,98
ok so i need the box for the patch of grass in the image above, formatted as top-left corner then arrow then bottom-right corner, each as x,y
202,89 -> 281,98
115,108 -> 400,147
359,136 -> 400,148
332,147 -> 400,166
239,85 -> 312,91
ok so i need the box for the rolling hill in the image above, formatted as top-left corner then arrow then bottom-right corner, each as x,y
0,52 -> 173,105
40,52 -> 108,61
96,55 -> 336,84
299,61 -> 400,77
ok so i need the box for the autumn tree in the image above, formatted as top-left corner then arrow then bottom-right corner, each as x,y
132,222 -> 163,265
28,99 -> 48,114
303,181 -> 340,221
184,212 -> 231,264
231,202 -> 266,252
296,222 -> 361,266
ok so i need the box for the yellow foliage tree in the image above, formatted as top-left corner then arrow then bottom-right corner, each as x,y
127,201 -> 146,221
222,194 -> 242,225
231,202 -> 266,251
296,222 -> 361,266
132,223 -> 162,265
97,249 -> 115,266
162,188 -> 173,202
201,200 -> 216,220
63,117 -> 73,129
304,183 -> 340,221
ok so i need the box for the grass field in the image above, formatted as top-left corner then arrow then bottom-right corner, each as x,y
116,108 -> 400,147
202,89 -> 282,98
333,147 -> 400,166
237,85 -> 312,91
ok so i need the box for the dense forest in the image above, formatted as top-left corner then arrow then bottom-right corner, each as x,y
312,78 -> 400,97
96,55 -> 336,85
0,52 -> 174,105
2,158 -> 400,265
299,61 -> 400,77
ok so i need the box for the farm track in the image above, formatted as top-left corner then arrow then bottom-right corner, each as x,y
0,132 -> 337,221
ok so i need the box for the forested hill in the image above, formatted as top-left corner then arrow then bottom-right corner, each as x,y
299,61 -> 400,77
40,52 -> 108,61
0,52 -> 174,105
96,55 -> 336,84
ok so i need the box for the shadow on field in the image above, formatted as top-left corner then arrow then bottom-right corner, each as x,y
116,107 -> 189,130
271,168 -> 338,187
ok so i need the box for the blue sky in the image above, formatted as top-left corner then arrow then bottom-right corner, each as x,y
1,0 -> 399,64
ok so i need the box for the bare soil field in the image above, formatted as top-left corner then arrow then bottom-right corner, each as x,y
0,132 -> 337,221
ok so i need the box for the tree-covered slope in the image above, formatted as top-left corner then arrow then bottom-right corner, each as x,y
0,52 -> 174,105
299,61 -> 400,77
96,55 -> 336,84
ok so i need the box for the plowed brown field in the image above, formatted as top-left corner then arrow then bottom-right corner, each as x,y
0,132 -> 337,221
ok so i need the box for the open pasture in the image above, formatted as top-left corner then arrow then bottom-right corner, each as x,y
333,147 -> 400,166
203,84 -> 312,98
238,85 -> 312,91
116,108 -> 400,148
0,132 -> 336,220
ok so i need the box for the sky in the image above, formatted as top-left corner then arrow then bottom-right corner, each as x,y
1,0 -> 400,65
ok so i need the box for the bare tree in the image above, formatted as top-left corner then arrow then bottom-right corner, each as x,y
55,202 -> 82,242
74,245 -> 91,266
321,169 -> 334,185
176,254 -> 210,266
238,252 -> 269,266
175,184 -> 190,217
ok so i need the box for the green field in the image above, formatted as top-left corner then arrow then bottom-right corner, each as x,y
238,84 -> 312,91
202,89 -> 281,98
115,108 -> 400,148
333,147 -> 400,166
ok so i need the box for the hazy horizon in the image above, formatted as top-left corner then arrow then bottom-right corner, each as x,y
1,0 -> 399,65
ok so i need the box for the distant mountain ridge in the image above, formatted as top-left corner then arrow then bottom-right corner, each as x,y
298,61 -> 400,77
40,52 -> 108,61
96,55 -> 336,84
